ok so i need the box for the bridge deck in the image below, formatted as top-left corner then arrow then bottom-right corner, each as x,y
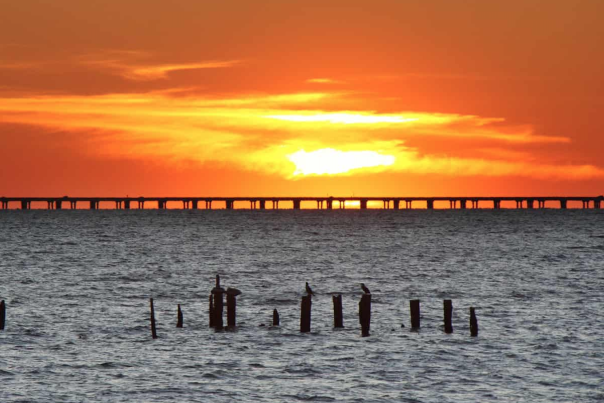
1,196 -> 602,210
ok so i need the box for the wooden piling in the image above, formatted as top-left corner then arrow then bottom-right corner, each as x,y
359,294 -> 371,337
213,292 -> 224,330
333,294 -> 344,328
444,299 -> 453,333
227,294 -> 236,328
177,304 -> 183,328
0,300 -> 5,331
212,274 -> 224,330
149,298 -> 158,339
273,309 -> 280,326
300,295 -> 312,333
470,307 -> 478,336
209,295 -> 215,327
410,299 -> 421,329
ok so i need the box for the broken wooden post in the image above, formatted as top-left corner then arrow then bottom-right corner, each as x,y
212,275 -> 224,330
300,295 -> 312,333
273,309 -> 280,326
470,307 -> 479,336
209,295 -> 215,327
176,304 -> 183,328
0,300 -> 5,331
226,294 -> 236,328
149,298 -> 158,339
444,299 -> 453,334
410,299 -> 421,329
213,292 -> 224,330
333,294 -> 344,328
359,294 -> 371,337
225,287 -> 241,329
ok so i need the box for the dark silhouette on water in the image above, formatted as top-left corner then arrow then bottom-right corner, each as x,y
0,300 -> 5,331
361,283 -> 371,294
226,287 -> 242,296
305,282 -> 315,296
149,298 -> 158,339
176,304 -> 183,328
332,295 -> 344,328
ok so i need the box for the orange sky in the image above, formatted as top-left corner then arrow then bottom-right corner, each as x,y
1,0 -> 603,196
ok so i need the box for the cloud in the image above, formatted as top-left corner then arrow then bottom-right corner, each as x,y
0,90 -> 600,180
0,62 -> 39,70
306,78 -> 344,84
264,112 -> 417,124
78,51 -> 241,80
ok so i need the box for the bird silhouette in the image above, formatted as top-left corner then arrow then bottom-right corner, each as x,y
305,282 -> 315,296
361,283 -> 371,294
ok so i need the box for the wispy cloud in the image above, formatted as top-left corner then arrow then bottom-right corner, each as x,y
0,91 -> 599,180
306,78 -> 344,84
78,51 -> 241,80
0,62 -> 39,70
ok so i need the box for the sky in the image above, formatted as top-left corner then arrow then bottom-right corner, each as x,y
1,0 -> 603,197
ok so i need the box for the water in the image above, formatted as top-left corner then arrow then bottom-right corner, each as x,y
1,210 -> 603,402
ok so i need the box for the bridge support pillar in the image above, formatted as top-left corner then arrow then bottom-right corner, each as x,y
527,199 -> 534,209
205,200 -> 212,209
460,200 -> 467,209
582,200 -> 589,209
291,200 -> 300,210
158,200 -> 167,209
259,200 -> 266,210
405,200 -> 412,209
427,200 -> 434,210
449,200 -> 456,209
124,200 -> 130,210
21,200 -> 30,210
191,200 -> 198,209
226,200 -> 234,210
56,200 -> 63,210
89,201 -> 96,210
559,200 -> 567,209
494,200 -> 501,209
595,199 -> 601,209
393,200 -> 400,210
327,199 -> 333,209
360,199 -> 368,210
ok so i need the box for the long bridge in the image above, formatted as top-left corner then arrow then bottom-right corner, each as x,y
1,196 -> 603,210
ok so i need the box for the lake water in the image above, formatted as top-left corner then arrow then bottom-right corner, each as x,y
1,210 -> 603,402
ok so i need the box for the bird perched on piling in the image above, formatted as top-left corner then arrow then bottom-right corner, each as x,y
305,282 -> 315,296
361,283 -> 371,294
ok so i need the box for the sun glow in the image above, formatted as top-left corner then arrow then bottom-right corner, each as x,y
287,148 -> 396,176
265,113 -> 417,124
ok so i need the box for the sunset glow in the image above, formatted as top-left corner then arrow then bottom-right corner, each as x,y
0,0 -> 602,196
288,149 -> 396,176
265,113 -> 416,125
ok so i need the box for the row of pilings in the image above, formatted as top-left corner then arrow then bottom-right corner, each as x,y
147,276 -> 480,339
